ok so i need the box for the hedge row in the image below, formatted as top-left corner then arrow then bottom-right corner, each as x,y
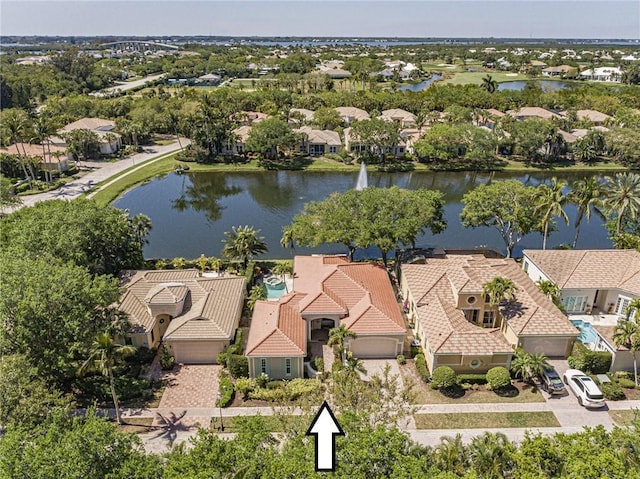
217,377 -> 235,408
414,353 -> 430,383
568,342 -> 612,374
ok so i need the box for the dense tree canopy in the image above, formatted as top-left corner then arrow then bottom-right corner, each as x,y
1,199 -> 147,275
288,186 -> 445,264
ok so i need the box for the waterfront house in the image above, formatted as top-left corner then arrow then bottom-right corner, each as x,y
295,126 -> 342,156
245,256 -> 406,379
400,253 -> 577,374
118,269 -> 246,363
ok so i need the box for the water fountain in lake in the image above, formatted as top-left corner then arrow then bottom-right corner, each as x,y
355,162 -> 368,190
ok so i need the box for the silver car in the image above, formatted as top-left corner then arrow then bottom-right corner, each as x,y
541,366 -> 566,395
563,369 -> 606,408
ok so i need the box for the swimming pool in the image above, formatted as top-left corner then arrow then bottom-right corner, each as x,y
264,276 -> 287,300
571,319 -> 598,344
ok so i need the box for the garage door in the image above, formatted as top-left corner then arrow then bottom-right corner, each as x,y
521,337 -> 571,357
349,337 -> 399,358
168,341 -> 225,364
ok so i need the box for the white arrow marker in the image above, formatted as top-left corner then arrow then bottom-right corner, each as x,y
306,400 -> 344,472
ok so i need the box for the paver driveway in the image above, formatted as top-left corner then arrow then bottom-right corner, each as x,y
158,364 -> 221,409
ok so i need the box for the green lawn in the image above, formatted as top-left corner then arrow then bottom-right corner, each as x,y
440,71 -> 531,86
209,415 -> 292,432
413,412 -> 559,429
608,409 -> 640,426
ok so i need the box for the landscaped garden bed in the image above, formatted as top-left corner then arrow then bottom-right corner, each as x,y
400,360 -> 545,404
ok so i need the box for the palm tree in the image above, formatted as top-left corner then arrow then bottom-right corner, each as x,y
221,225 -> 268,270
535,178 -> 569,250
468,432 -> 514,479
247,284 -> 267,314
3,109 -> 33,187
568,177 -> 605,248
603,173 -> 640,235
435,434 -> 468,475
510,348 -> 550,383
78,332 -> 136,424
343,351 -> 367,376
613,318 -> 640,386
483,276 -> 517,307
31,115 -> 57,184
130,213 -> 152,246
272,261 -> 293,293
280,225 -> 296,253
328,324 -> 357,363
482,74 -> 498,93
536,279 -> 564,310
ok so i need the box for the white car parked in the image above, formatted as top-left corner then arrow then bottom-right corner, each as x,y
562,369 -> 606,409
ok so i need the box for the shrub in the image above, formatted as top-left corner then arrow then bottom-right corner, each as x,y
431,366 -> 457,390
568,342 -> 612,374
227,354 -> 249,378
248,378 -> 322,402
159,345 -> 175,370
216,352 -> 228,367
217,377 -> 235,407
601,381 -> 625,400
396,354 -> 406,365
332,360 -> 343,374
267,380 -> 285,390
614,371 -> 633,380
617,377 -> 637,389
486,367 -> 511,391
414,353 -> 430,383
235,377 -> 257,400
410,345 -> 422,358
457,373 -> 487,385
313,357 -> 325,373
256,372 -> 270,388
127,347 -> 156,365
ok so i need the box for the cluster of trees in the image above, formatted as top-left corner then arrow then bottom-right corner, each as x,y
2,403 -> 639,478
0,199 -> 150,413
461,173 -> 640,257
285,186 -> 446,265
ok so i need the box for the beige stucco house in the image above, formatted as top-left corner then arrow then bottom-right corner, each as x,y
118,269 -> 246,363
245,256 -> 406,379
295,126 -> 342,156
1,142 -> 72,173
400,254 -> 577,374
335,107 -> 370,125
379,108 -> 417,128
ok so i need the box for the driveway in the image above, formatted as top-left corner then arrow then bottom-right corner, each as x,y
360,359 -> 402,383
544,358 -> 614,427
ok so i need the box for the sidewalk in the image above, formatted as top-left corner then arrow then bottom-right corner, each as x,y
2,138 -> 189,214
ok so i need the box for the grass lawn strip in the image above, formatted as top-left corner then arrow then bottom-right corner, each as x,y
414,412 -> 559,429
210,415 -> 289,433
608,409 -> 640,426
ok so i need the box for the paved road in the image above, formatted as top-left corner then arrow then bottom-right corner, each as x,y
92,74 -> 166,97
3,139 -> 189,214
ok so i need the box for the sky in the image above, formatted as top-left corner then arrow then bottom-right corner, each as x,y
1,0 -> 639,39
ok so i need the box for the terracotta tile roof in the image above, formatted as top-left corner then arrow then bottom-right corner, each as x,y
296,126 -> 341,146
335,107 -> 370,121
379,108 -> 417,123
118,269 -> 245,340
576,109 -> 612,123
403,254 -> 577,356
507,107 -> 561,120
247,256 -> 405,356
1,142 -> 68,160
524,249 -> 640,295
245,293 -> 306,357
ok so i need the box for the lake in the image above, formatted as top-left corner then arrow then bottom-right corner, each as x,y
497,80 -> 572,92
114,170 -> 614,260
397,74 -> 443,91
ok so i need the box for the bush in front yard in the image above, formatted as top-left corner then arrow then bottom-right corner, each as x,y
227,354 -> 249,378
601,381 -> 625,400
486,367 -> 512,391
430,366 -> 457,390
414,353 -> 430,383
217,377 -> 235,407
617,377 -> 637,389
457,373 -> 487,385
235,377 -> 257,400
567,342 -> 612,374
396,354 -> 406,365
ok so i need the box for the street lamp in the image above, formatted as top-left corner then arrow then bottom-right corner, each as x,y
216,393 -> 224,431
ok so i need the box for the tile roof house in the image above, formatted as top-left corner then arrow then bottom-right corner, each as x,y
523,249 -> 640,372
507,107 -> 562,121
59,117 -> 122,155
295,126 -> 342,156
401,254 -> 577,373
245,256 -> 406,379
523,249 -> 640,316
289,108 -> 315,124
575,109 -> 612,125
379,109 -> 417,128
344,127 -> 407,158
0,142 -> 72,173
541,65 -> 576,77
221,125 -> 252,156
335,107 -> 370,125
118,269 -> 246,363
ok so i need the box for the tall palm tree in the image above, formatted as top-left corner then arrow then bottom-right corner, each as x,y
343,351 -> 367,376
78,332 -> 136,425
482,74 -> 498,93
568,177 -> 605,248
280,225 -> 296,253
31,115 -> 57,184
328,324 -> 357,363
130,213 -> 152,246
603,172 -> 640,235
221,225 -> 268,270
483,276 -> 517,307
613,318 -> 640,386
510,348 -> 550,383
535,178 -> 569,250
536,279 -> 563,310
435,434 -> 468,475
468,432 -> 514,479
3,109 -> 33,187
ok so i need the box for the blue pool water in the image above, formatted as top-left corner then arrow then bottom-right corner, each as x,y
571,319 -> 598,344
264,278 -> 287,300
